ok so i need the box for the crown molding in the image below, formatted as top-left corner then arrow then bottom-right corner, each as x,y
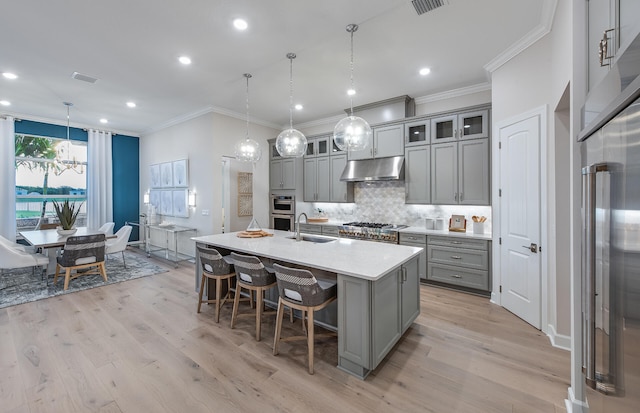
484,0 -> 558,73
414,83 -> 492,105
295,114 -> 345,132
143,105 -> 280,136
2,110 -> 140,137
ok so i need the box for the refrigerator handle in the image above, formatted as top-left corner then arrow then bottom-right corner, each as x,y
581,163 -> 609,391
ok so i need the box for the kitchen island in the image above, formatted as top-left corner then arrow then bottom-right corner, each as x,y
192,230 -> 422,379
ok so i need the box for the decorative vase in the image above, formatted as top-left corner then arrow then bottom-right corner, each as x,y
56,227 -> 78,236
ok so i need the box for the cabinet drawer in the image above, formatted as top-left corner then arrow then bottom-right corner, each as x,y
399,233 -> 426,244
427,245 -> 488,270
428,235 -> 487,251
427,263 -> 489,291
299,223 -> 322,234
322,225 -> 340,236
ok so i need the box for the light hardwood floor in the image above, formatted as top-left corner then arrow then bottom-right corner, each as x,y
1,252 -> 570,413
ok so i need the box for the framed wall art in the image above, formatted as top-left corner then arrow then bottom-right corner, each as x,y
150,164 -> 161,188
238,194 -> 253,217
238,172 -> 252,194
160,190 -> 173,215
172,189 -> 188,218
160,162 -> 173,187
149,190 -> 161,212
172,159 -> 188,187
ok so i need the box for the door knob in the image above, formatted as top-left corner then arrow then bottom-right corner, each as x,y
522,243 -> 538,253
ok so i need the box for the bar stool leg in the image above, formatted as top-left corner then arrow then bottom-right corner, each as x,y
197,274 -> 207,313
215,276 -> 222,323
307,309 -> 315,374
273,297 -> 284,356
231,280 -> 242,329
256,287 -> 263,341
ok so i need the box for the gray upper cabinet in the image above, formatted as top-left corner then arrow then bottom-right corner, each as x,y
303,157 -> 330,202
270,158 -> 296,190
305,135 -> 331,158
458,139 -> 490,205
405,145 -> 430,204
349,123 -> 404,160
431,109 -> 489,143
431,138 -> 489,205
404,119 -> 430,147
330,154 -> 353,202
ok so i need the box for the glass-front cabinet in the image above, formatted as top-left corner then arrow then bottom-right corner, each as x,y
305,135 -> 331,158
431,110 -> 488,143
404,119 -> 430,146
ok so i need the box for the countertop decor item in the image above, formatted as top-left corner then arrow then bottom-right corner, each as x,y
236,230 -> 273,238
275,53 -> 307,157
448,214 -> 467,232
52,199 -> 82,231
333,24 -> 372,152
234,73 -> 262,163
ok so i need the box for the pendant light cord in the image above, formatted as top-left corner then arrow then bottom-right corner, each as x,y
244,73 -> 252,140
289,55 -> 294,129
349,28 -> 355,116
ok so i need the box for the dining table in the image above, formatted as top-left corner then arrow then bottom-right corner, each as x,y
19,227 -> 116,275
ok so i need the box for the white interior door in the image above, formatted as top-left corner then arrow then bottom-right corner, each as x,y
499,115 -> 541,328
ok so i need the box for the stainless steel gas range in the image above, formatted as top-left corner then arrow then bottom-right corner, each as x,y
338,222 -> 408,244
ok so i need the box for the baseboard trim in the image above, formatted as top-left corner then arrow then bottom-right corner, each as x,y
547,324 -> 571,351
566,387 -> 587,413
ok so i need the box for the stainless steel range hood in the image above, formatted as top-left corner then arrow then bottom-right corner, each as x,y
340,156 -> 405,182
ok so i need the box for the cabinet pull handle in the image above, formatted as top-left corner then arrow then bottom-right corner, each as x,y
451,274 -> 462,279
459,192 -> 463,202
454,192 -> 458,202
450,255 -> 462,260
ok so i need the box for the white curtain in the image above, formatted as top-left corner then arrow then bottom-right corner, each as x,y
0,117 -> 16,239
87,129 -> 113,229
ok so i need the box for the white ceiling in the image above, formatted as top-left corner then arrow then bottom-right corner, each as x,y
0,0 -> 545,135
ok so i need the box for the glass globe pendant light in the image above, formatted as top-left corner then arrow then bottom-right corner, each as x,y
333,24 -> 371,152
234,73 -> 262,163
55,101 -> 84,175
275,53 -> 307,157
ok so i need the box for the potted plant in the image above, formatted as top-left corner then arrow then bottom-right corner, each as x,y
52,200 -> 83,235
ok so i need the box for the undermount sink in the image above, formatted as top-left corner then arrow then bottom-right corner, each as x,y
288,234 -> 337,244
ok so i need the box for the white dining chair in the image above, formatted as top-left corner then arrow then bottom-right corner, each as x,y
98,222 -> 115,235
105,225 -> 132,268
0,240 -> 49,278
0,234 -> 35,253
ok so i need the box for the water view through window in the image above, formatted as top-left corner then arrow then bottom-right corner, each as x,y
15,134 -> 87,230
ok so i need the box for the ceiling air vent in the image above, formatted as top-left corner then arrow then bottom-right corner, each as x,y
411,0 -> 447,15
71,71 -> 99,84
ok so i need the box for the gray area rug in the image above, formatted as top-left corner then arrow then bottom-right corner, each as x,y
0,249 -> 168,309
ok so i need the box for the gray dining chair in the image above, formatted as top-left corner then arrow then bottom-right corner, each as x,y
54,233 -> 107,290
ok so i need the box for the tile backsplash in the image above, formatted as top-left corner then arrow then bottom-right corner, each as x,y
297,181 -> 492,232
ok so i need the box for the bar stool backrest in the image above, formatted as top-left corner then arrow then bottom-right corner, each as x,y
229,252 -> 275,287
197,246 -> 233,275
272,263 -> 326,307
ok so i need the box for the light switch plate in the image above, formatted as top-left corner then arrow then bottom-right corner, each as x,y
202,209 -> 210,216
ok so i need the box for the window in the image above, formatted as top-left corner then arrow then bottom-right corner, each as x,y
15,134 -> 87,230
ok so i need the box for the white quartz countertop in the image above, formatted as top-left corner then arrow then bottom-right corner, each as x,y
399,226 -> 493,241
192,230 -> 422,281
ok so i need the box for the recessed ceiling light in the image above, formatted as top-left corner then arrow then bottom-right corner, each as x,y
295,104 -> 303,110
233,18 -> 248,30
347,88 -> 356,96
99,118 -> 108,124
419,67 -> 431,76
126,101 -> 136,108
0,100 -> 10,106
2,72 -> 17,80
179,56 -> 192,65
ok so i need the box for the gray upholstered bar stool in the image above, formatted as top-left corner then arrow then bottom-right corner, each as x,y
229,252 -> 280,341
196,245 -> 236,323
272,263 -> 337,374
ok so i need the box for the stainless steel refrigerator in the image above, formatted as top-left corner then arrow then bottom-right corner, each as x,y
579,31 -> 640,413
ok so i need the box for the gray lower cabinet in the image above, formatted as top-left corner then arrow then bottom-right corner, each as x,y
399,232 -> 427,281
298,223 -> 322,235
426,235 -> 491,292
321,225 -> 340,236
338,256 -> 420,378
405,145 -> 431,204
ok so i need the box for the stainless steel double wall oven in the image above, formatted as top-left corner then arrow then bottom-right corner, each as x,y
270,195 -> 295,231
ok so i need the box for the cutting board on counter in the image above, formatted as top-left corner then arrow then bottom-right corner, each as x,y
237,230 -> 274,238
307,217 -> 329,223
